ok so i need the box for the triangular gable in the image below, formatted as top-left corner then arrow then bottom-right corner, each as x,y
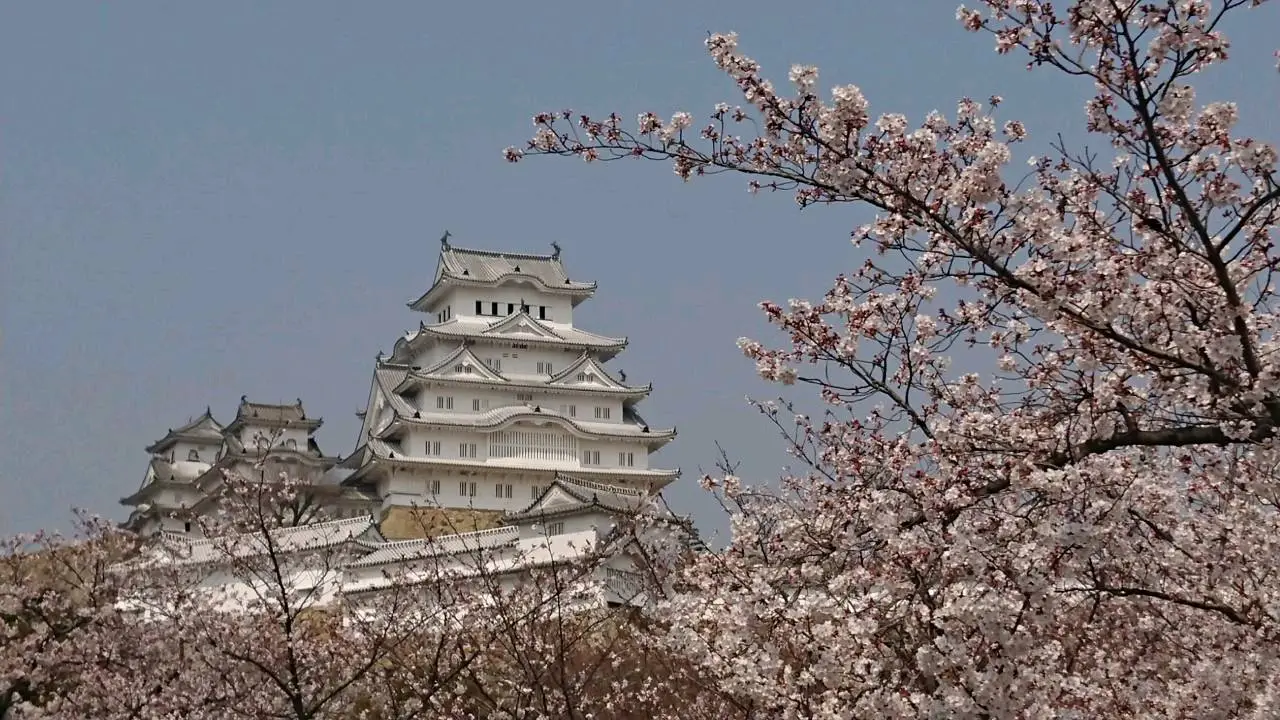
482,312 -> 563,341
418,346 -> 508,383
512,478 -> 599,518
548,354 -> 627,390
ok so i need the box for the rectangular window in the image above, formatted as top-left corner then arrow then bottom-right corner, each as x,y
582,449 -> 600,466
531,485 -> 544,499
494,483 -> 513,499
490,302 -> 499,315
472,398 -> 482,412
459,443 -> 477,458
546,521 -> 565,536
516,392 -> 533,402
436,396 -> 453,410
430,479 -> 441,495
486,357 -> 502,372
595,406 -> 611,420
507,303 -> 515,315
425,441 -> 441,456
459,481 -> 476,497
537,361 -> 554,374
475,300 -> 483,315
618,452 -> 634,467
539,306 -> 547,320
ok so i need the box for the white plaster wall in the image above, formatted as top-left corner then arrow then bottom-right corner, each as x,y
238,426 -> 309,452
379,469 -> 561,512
442,285 -> 575,326
168,440 -> 222,464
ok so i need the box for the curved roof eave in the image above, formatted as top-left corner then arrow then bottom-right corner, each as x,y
407,272 -> 597,312
377,408 -> 676,444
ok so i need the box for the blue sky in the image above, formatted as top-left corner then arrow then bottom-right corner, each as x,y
2,1 -> 1275,537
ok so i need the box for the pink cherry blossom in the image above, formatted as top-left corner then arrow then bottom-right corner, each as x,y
512,0 -> 1280,716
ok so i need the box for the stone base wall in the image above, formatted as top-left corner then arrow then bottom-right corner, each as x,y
378,506 -> 506,540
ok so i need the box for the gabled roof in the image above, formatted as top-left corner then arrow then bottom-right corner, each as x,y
509,475 -> 652,522
388,318 -> 627,363
154,516 -> 380,566
348,525 -> 520,568
412,345 -> 509,384
481,311 -> 565,341
372,365 -> 418,418
408,242 -> 597,312
225,397 -> 323,434
548,354 -> 650,393
145,408 -> 225,454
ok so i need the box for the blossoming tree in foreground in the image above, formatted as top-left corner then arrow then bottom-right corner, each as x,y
1,462 -> 713,719
511,0 -> 1280,716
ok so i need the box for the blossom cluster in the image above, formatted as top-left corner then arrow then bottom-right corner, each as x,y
509,0 -> 1280,716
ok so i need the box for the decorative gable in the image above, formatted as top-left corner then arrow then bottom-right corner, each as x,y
421,346 -> 507,383
549,354 -> 628,391
482,312 -> 563,341
539,487 -> 585,511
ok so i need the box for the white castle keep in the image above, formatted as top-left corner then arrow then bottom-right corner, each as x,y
119,236 -> 681,602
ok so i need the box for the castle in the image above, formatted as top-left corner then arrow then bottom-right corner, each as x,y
119,236 -> 680,605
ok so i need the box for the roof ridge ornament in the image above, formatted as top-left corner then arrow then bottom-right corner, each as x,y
439,230 -> 451,250
550,241 -> 561,259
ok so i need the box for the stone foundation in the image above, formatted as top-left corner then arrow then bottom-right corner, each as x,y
378,506 -> 506,540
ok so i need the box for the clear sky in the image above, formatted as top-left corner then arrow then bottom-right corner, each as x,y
1,1 -> 1275,538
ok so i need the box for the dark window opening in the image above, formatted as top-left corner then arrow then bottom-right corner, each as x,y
507,303 -> 515,315
539,306 -> 547,320
187,449 -> 200,461
183,521 -> 192,532
491,302 -> 499,315
475,300 -> 483,314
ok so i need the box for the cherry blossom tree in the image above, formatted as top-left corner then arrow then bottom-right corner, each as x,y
0,516 -> 140,720
511,1 -> 1280,716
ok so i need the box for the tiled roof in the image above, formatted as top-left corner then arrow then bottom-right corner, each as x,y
227,397 -> 322,431
407,243 -> 597,312
145,408 -> 225,454
510,474 -> 653,519
389,318 -> 626,364
349,525 -> 520,568
440,245 -> 590,289
157,516 -> 378,566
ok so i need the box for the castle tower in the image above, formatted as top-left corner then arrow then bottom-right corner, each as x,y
338,236 -> 678,539
122,398 -> 350,536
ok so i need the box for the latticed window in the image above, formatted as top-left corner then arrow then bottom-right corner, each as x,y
489,426 -> 578,463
